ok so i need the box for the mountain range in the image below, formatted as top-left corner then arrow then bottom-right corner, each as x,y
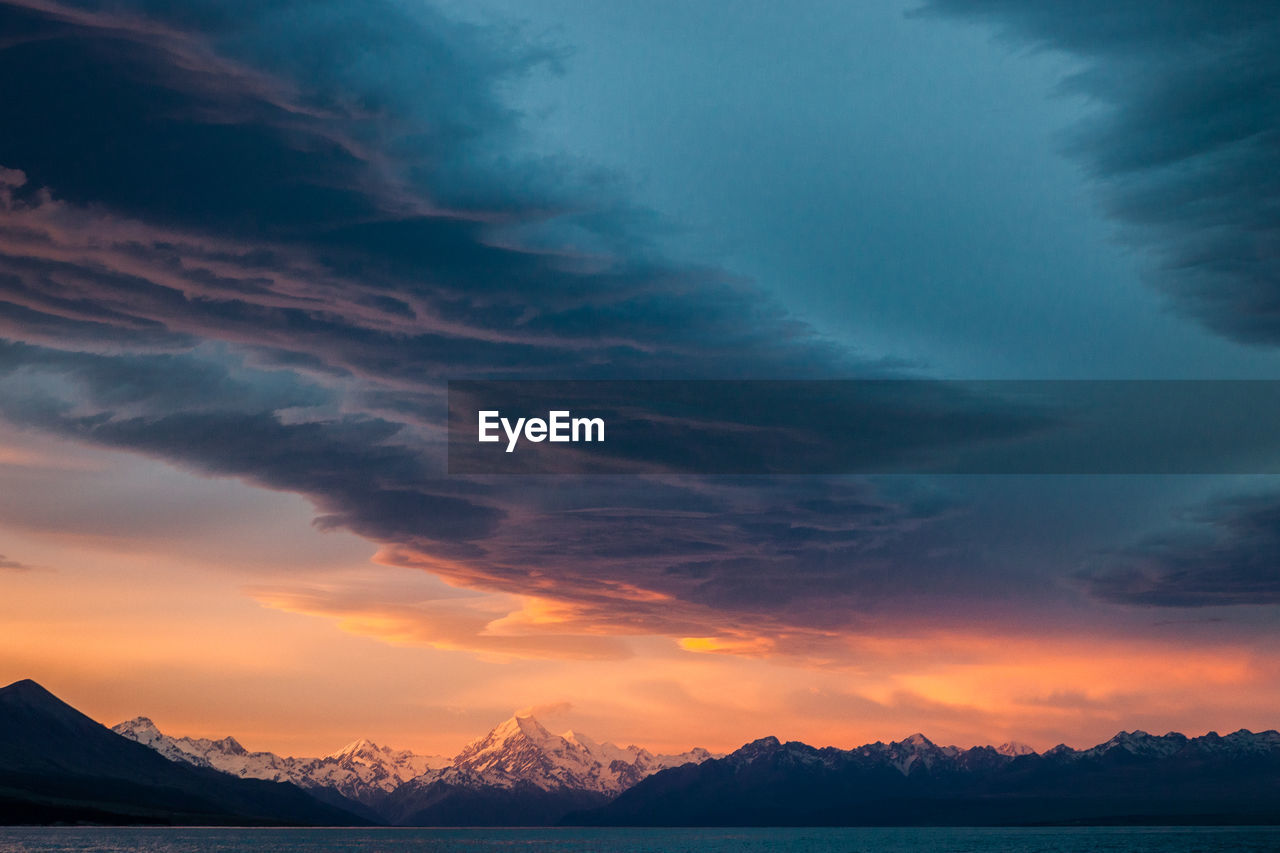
0,679 -> 366,826
568,729 -> 1280,826
111,717 -> 448,809
112,708 -> 714,824
6,678 -> 1280,826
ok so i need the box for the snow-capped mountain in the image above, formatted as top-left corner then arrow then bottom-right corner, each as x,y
104,709 -> 1280,827
113,716 -> 305,779
113,711 -> 714,806
995,740 -> 1036,757
375,713 -> 715,825
306,738 -> 450,802
861,732 -> 963,775
1076,729 -> 1189,760
433,713 -> 714,793
111,717 -> 448,804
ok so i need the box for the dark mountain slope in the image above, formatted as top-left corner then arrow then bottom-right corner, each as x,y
567,731 -> 1280,826
0,679 -> 368,826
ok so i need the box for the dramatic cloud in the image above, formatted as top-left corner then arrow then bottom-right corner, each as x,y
925,0 -> 1280,346
0,0 -> 989,649
4,0 -> 1278,666
1084,493 -> 1280,607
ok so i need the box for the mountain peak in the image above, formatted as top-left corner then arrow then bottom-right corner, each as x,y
0,678 -> 95,732
327,737 -> 384,760
491,713 -> 554,744
112,716 -> 165,746
1,678 -> 57,702
448,713 -> 560,778
215,735 -> 248,755
735,735 -> 783,759
995,740 -> 1036,757
433,713 -> 716,796
573,726 -> 1280,827
1079,729 -> 1189,761
901,733 -> 934,748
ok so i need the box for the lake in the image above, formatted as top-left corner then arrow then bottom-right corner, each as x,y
2,827 -> 1280,852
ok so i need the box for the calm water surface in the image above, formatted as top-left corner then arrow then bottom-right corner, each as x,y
1,827 -> 1279,853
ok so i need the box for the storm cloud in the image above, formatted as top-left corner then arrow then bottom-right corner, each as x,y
4,0 -> 1280,657
926,0 -> 1280,347
1085,492 -> 1280,607
0,0 -> 993,645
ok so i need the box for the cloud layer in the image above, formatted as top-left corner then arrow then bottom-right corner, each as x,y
1085,493 -> 1280,607
927,0 -> 1280,346
0,0 -> 965,653
3,0 -> 1280,664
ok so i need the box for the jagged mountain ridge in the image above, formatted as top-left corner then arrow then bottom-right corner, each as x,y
438,713 -> 714,793
373,714 -> 715,826
111,717 -> 448,806
569,728 -> 1280,826
111,701 -> 1280,827
14,675 -> 1280,827
113,711 -> 715,805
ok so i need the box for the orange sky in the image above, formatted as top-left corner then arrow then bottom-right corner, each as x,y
4,423 -> 1279,759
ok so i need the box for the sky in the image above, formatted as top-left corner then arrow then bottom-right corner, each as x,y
2,0 -> 1280,758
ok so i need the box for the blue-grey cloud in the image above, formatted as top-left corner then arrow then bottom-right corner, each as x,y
1083,493 -> 1280,607
0,328 -> 977,638
4,0 -> 1273,646
0,0 -> 964,640
925,0 -> 1280,346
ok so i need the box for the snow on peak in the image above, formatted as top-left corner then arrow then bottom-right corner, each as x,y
839,732 -> 964,776
213,735 -> 247,755
113,716 -> 231,764
1083,730 -> 1188,759
116,709 -> 712,800
996,741 -> 1037,757
561,729 -> 598,750
454,714 -> 555,762
435,714 -> 715,794
117,715 -> 158,730
886,733 -> 952,774
112,717 -> 448,803
113,716 -> 163,745
511,713 -> 555,741
326,738 -> 384,761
